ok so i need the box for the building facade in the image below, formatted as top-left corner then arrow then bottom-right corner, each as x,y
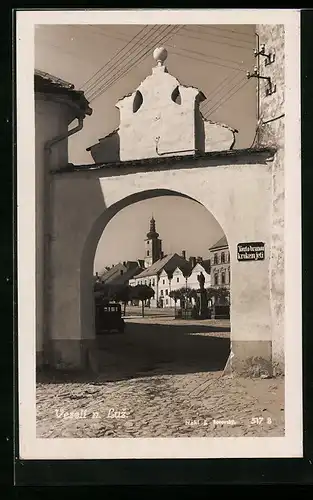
34,69 -> 92,367
209,236 -> 231,289
43,28 -> 286,377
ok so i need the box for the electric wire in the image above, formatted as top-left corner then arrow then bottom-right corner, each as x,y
82,25 -> 156,93
201,71 -> 243,111
203,77 -> 250,117
178,29 -> 254,51
88,25 -> 183,102
184,25 -> 254,44
88,25 -> 180,101
85,25 -> 178,98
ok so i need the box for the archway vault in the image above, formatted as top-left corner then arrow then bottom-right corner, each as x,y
80,187 -> 229,345
49,155 -> 273,376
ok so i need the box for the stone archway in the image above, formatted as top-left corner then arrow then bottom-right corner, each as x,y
47,150 -> 273,376
81,188 -> 229,343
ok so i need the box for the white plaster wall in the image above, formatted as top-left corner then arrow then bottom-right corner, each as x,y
116,66 -> 200,161
88,121 -> 235,164
187,265 -> 211,289
204,121 -> 235,152
35,97 -> 71,361
50,156 -> 273,351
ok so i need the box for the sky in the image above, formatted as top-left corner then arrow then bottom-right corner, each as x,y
35,23 -> 257,271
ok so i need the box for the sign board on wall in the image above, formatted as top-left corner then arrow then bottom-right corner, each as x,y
237,242 -> 265,261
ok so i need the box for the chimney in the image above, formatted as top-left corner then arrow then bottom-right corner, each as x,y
190,256 -> 197,268
196,256 -> 203,263
182,250 -> 186,260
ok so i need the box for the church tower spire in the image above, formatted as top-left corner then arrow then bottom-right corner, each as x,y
144,216 -> 162,268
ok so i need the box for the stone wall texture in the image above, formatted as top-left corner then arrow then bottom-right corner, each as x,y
257,24 -> 285,373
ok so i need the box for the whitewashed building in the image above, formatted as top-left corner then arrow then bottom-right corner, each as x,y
157,259 -> 212,308
129,253 -> 188,307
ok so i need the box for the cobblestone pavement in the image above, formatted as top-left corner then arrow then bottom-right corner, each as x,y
36,318 -> 284,438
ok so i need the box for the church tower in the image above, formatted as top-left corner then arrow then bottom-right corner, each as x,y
144,216 -> 162,268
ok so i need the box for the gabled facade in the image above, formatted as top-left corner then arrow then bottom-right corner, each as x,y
86,48 -> 236,164
187,261 -> 211,290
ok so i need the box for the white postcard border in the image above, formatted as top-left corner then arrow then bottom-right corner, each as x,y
16,9 -> 302,460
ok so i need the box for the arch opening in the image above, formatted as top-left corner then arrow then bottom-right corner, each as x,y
81,188 -> 231,379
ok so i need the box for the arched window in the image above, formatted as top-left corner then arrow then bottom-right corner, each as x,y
221,272 -> 226,285
133,90 -> 143,113
214,273 -> 219,286
147,250 -> 150,256
171,86 -> 182,105
221,252 -> 225,263
214,253 -> 218,265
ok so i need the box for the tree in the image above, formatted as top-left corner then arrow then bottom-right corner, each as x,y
205,287 -> 230,305
130,284 -> 155,317
169,287 -> 194,311
112,285 -> 131,316
169,289 -> 181,314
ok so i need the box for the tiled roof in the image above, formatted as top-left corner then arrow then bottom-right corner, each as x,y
109,266 -> 144,285
52,147 -> 276,175
35,69 -> 92,117
176,263 -> 193,277
209,235 -> 228,250
100,262 -> 143,284
135,253 -> 188,278
199,259 -> 211,273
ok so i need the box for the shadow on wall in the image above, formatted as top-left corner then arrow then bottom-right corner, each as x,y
38,320 -> 230,384
79,187 -> 210,344
88,130 -> 120,163
195,99 -> 205,153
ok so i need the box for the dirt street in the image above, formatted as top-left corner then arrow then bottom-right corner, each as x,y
36,317 -> 284,438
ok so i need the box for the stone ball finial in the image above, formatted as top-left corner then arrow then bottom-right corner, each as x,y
153,47 -> 168,65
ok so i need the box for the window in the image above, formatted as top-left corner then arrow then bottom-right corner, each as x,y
166,289 -> 168,296
171,86 -> 182,105
160,290 -> 164,296
221,272 -> 225,285
147,250 -> 150,256
229,269 -> 231,283
152,279 -> 155,286
214,253 -> 218,265
166,299 -> 169,305
214,273 -> 219,286
163,279 -> 165,284
177,277 -> 179,283
120,270 -> 124,275
221,252 -> 225,263
133,90 -> 143,113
